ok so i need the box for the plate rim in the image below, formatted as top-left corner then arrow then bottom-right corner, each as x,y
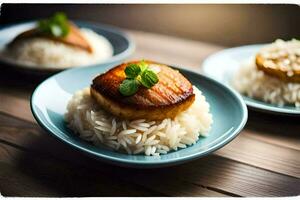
0,20 -> 136,72
30,64 -> 248,167
201,44 -> 300,116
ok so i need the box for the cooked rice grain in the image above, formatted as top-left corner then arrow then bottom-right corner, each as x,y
65,86 -> 213,156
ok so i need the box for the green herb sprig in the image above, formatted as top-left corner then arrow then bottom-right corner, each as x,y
37,12 -> 70,38
119,61 -> 159,96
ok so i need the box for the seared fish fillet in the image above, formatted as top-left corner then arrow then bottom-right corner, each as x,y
91,61 -> 195,120
10,23 -> 92,53
256,54 -> 300,83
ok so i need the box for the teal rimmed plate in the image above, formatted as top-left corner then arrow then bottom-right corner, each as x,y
202,44 -> 300,116
31,63 -> 248,168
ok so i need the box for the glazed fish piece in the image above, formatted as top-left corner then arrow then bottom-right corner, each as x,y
9,23 -> 92,53
256,53 -> 300,83
91,61 -> 195,120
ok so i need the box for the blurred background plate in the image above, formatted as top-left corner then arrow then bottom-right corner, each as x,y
202,45 -> 300,116
0,20 -> 135,75
31,64 -> 247,168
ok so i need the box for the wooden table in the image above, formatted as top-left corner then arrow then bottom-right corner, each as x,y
0,30 -> 299,197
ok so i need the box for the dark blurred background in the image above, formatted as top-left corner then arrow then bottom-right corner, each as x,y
1,4 -> 299,46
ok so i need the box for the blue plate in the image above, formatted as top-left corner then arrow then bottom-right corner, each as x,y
0,20 -> 135,73
202,44 -> 300,116
31,64 -> 248,168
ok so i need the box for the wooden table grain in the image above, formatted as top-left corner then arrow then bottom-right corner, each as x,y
0,30 -> 299,197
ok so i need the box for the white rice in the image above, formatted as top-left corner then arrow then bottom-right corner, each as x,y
232,58 -> 300,108
1,28 -> 113,68
64,86 -> 213,156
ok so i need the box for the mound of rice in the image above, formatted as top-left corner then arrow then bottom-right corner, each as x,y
232,58 -> 300,108
65,86 -> 213,156
1,28 -> 113,68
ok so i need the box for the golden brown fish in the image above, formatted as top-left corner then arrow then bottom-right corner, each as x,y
256,53 -> 300,83
91,61 -> 195,120
9,23 -> 93,53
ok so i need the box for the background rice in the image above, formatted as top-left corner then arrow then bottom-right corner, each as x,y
232,58 -> 300,108
1,28 -> 113,68
65,86 -> 213,156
